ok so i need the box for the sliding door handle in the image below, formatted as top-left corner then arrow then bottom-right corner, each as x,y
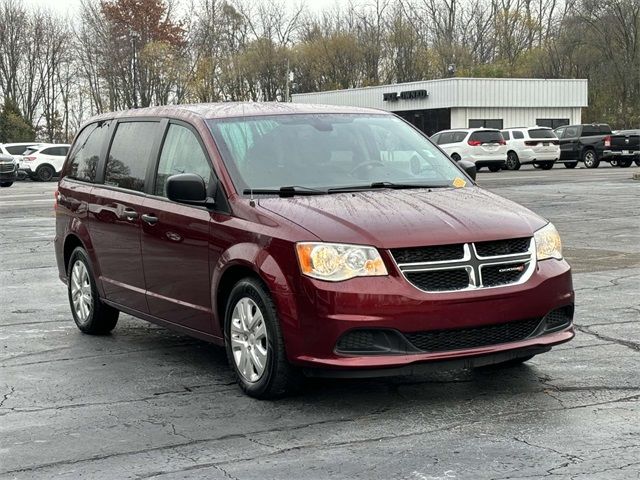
141,214 -> 159,225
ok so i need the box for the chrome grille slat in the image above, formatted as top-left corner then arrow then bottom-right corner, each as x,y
391,238 -> 536,293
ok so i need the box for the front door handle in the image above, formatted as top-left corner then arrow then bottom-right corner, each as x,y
141,214 -> 159,225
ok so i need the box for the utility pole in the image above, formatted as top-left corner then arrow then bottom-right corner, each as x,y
285,58 -> 290,103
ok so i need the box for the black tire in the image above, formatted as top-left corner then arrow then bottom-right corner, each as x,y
635,159 -> 640,167
35,164 -> 55,182
451,153 -> 461,162
582,149 -> 599,168
224,277 -> 303,399
618,159 -> 632,168
0,182 -> 13,187
539,162 -> 554,170
564,162 -> 577,169
67,247 -> 119,334
488,164 -> 502,172
505,151 -> 521,170
610,159 -> 618,167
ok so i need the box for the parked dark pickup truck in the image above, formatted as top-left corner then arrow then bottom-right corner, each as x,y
553,123 -> 613,169
605,130 -> 640,167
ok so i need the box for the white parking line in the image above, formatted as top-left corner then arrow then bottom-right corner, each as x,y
0,199 -> 53,206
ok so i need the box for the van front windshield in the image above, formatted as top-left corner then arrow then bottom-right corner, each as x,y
207,114 -> 468,194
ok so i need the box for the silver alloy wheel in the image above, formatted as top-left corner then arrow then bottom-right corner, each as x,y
506,152 -> 518,170
584,151 -> 596,167
71,260 -> 93,324
230,297 -> 268,383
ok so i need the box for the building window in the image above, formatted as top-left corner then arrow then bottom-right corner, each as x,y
469,119 -> 503,129
536,118 -> 570,129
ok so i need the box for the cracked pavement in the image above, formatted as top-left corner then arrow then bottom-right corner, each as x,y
1,166 -> 639,479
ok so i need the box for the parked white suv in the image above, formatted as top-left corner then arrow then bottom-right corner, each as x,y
19,144 -> 70,181
430,128 -> 506,171
501,127 -> 560,170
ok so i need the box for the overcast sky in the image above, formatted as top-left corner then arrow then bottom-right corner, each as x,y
23,0 -> 342,16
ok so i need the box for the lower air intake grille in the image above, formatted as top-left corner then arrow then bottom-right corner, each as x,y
544,306 -> 574,331
405,317 -> 542,352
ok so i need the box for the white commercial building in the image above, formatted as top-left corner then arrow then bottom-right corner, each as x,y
292,77 -> 588,136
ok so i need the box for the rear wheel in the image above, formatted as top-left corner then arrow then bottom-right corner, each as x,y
564,162 -> 577,169
539,162 -> 554,170
636,159 -> 640,167
224,278 -> 303,399
488,164 -> 502,172
610,159 -> 618,167
0,182 -> 13,187
35,164 -> 55,181
451,153 -> 461,162
68,247 -> 119,334
505,151 -> 521,170
582,149 -> 599,168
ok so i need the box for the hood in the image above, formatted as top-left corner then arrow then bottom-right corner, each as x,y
258,187 -> 548,248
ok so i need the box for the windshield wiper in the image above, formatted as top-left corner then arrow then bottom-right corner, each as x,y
242,186 -> 327,198
328,182 -> 447,193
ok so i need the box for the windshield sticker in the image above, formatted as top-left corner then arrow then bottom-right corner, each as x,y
452,177 -> 467,188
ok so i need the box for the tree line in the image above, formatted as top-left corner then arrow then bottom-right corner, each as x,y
0,0 -> 638,143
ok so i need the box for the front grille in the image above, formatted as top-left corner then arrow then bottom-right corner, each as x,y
391,244 -> 464,264
0,163 -> 15,173
475,238 -> 530,257
481,263 -> 528,287
405,269 -> 469,292
392,238 -> 534,292
405,317 -> 542,352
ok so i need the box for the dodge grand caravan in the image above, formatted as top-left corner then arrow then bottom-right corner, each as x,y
55,103 -> 574,398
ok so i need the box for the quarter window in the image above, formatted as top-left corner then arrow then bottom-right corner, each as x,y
67,122 -> 111,183
104,122 -> 160,192
501,131 -> 510,140
155,124 -> 212,197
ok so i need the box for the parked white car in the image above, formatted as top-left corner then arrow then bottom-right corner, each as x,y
501,127 -> 560,170
19,144 -> 71,181
430,128 -> 507,172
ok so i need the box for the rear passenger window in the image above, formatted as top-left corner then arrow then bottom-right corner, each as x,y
438,133 -> 454,145
6,145 -> 32,155
105,122 -> 159,192
155,124 -> 212,196
513,131 -> 524,139
67,122 -> 111,183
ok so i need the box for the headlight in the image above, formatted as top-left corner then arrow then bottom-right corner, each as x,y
534,223 -> 563,260
295,242 -> 388,281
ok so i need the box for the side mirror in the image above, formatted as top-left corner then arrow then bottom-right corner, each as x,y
457,159 -> 477,181
166,173 -> 215,208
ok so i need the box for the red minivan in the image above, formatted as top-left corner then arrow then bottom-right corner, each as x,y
54,103 -> 574,398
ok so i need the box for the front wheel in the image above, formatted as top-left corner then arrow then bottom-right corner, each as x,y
618,159 -> 632,168
539,162 -> 554,170
564,162 -> 577,169
225,278 -> 303,399
0,182 -> 13,187
68,247 -> 119,334
582,150 -> 599,168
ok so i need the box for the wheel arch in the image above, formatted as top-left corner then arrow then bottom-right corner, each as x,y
62,228 -> 105,297
212,244 -> 299,340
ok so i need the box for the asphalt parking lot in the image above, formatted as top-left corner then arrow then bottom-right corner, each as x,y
1,165 -> 639,480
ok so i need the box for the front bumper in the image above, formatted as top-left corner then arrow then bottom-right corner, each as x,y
285,259 -> 574,373
0,164 -> 17,182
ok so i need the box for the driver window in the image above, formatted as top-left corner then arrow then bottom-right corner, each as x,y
155,124 -> 212,197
